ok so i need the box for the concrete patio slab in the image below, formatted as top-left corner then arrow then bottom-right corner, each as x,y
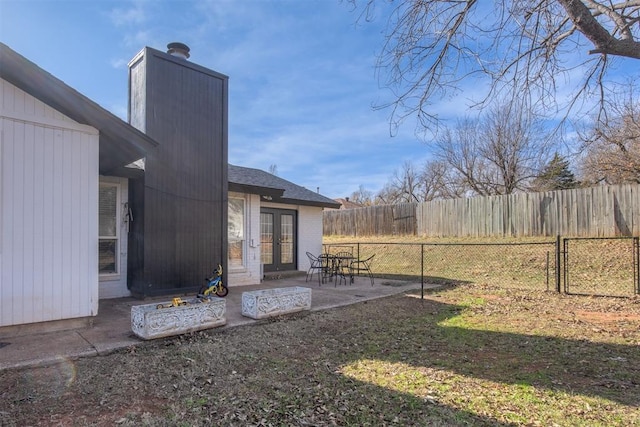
0,275 -> 437,371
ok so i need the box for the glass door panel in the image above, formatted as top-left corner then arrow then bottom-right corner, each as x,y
260,212 -> 274,265
280,214 -> 294,264
261,208 -> 296,272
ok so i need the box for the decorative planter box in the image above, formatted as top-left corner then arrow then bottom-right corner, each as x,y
242,287 -> 312,320
131,298 -> 226,340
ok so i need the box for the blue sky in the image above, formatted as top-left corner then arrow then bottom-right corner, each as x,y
0,0 -> 434,200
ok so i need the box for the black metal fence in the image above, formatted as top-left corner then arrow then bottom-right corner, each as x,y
562,237 -> 640,297
323,236 -> 640,298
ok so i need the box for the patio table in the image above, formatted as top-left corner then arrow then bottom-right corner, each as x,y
320,252 -> 354,286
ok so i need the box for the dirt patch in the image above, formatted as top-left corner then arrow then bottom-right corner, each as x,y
575,310 -> 640,323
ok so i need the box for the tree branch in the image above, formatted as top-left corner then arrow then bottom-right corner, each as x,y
558,0 -> 640,58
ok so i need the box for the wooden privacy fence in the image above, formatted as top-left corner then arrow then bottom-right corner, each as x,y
323,184 -> 640,237
323,203 -> 416,236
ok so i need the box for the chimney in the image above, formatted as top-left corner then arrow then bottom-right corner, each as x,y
166,42 -> 190,59
127,43 -> 228,296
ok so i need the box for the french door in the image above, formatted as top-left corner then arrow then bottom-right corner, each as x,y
260,208 -> 297,272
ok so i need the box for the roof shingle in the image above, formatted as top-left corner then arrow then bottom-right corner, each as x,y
229,165 -> 340,208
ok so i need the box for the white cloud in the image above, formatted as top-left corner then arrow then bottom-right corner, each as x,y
123,30 -> 154,49
108,1 -> 147,27
110,58 -> 128,69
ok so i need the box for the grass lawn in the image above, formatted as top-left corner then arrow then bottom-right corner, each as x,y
1,283 -> 638,426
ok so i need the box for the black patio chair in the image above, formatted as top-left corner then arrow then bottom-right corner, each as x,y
349,254 -> 375,286
306,252 -> 325,286
333,251 -> 354,286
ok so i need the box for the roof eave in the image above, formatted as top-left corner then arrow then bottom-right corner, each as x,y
279,198 -> 341,209
0,43 -> 159,175
229,182 -> 284,198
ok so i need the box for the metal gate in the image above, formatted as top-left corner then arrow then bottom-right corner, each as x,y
563,237 -> 640,297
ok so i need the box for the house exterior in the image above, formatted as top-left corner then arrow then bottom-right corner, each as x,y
0,42 -> 157,328
228,165 -> 339,285
0,42 -> 338,329
331,197 -> 365,210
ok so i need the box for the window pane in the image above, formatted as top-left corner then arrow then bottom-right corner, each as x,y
228,198 -> 245,267
228,240 -> 244,268
228,198 -> 244,240
99,186 -> 117,237
260,213 -> 273,265
99,239 -> 117,274
280,214 -> 293,264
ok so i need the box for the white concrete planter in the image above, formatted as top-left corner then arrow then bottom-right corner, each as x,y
131,298 -> 226,340
242,287 -> 312,320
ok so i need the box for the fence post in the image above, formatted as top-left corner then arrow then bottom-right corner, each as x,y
555,235 -> 561,293
421,244 -> 425,300
635,237 -> 640,295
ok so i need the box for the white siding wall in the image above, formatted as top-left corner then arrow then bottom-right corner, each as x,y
1,79 -> 99,327
296,205 -> 324,272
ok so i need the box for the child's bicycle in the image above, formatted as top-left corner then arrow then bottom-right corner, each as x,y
198,264 -> 228,298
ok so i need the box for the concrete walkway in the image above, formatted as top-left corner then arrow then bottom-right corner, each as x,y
0,274 -> 436,371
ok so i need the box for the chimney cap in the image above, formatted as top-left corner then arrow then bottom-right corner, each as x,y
167,42 -> 190,59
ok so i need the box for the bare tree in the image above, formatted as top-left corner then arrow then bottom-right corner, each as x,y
375,103 -> 549,199
350,184 -> 374,205
420,159 -> 465,200
433,103 -> 550,195
350,0 -> 640,134
385,161 -> 425,202
375,162 -> 416,204
375,183 -> 400,205
376,160 -> 460,203
579,85 -> 640,184
432,119 -> 486,195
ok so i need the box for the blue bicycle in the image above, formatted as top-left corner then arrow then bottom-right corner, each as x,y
198,264 -> 228,298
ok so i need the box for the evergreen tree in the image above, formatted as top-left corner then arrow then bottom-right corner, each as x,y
534,153 -> 579,191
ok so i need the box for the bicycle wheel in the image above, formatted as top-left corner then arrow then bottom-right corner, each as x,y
215,285 -> 228,297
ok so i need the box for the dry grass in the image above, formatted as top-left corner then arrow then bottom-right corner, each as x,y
1,283 -> 639,426
324,235 -> 638,296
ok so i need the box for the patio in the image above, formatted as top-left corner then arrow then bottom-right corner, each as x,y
0,274 -> 431,370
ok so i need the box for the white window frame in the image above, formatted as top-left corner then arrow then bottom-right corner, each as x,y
228,194 -> 247,270
98,181 -> 121,280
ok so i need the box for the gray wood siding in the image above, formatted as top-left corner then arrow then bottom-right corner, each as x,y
128,47 -> 228,295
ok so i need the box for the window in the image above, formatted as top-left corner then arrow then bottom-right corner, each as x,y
228,197 -> 245,268
99,183 -> 119,275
